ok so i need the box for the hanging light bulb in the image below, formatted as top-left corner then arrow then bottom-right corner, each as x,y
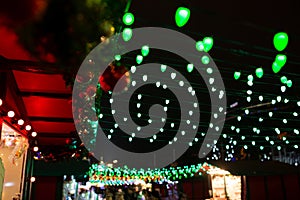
272,62 -> 281,73
122,28 -> 132,42
203,37 -> 214,52
122,13 -> 135,25
273,32 -> 289,51
175,7 -> 191,27
234,72 -> 241,80
18,119 -> 24,126
255,68 -> 264,78
31,132 -> 37,137
141,45 -> 150,57
187,64 -> 194,73
7,111 -> 15,118
275,54 -> 287,68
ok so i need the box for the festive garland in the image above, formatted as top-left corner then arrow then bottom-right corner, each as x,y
88,162 -> 212,185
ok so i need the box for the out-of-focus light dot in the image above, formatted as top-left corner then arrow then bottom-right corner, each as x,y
281,86 -> 286,93
173,137 -> 177,142
297,101 -> 300,106
231,126 -> 235,130
236,128 -> 240,133
132,80 -> 136,87
245,109 -> 249,115
247,81 -> 253,86
223,134 -> 227,138
277,96 -> 282,102
30,177 -> 36,182
123,13 -> 134,25
206,68 -> 213,74
241,136 -> 245,140
294,145 -> 299,149
259,96 -> 263,101
248,75 -> 254,81
260,146 -> 264,150
237,116 -> 241,121
0,99 -> 2,106
25,125 -> 31,131
233,141 -> 237,145
33,146 -> 39,152
277,146 -> 282,151
179,81 -> 184,86
181,131 -> 186,135
150,139 -> 153,143
256,129 -> 260,134
156,81 -> 160,87
271,100 -> 276,104
131,66 -> 136,73
247,96 -> 251,102
294,129 -> 299,134
252,141 -> 255,146
137,94 -> 142,100
285,140 -> 290,144
244,145 -> 248,150
143,75 -> 148,82
283,119 -> 287,124
270,141 -> 275,145
129,137 -> 132,142
7,111 -> 15,118
201,56 -> 210,64
31,132 -> 37,137
132,133 -> 135,137
259,118 -> 263,122
284,99 -> 289,103
194,138 -> 199,142
108,135 -> 112,139
247,90 -> 252,95
18,119 -> 24,126
189,142 -> 193,146
269,112 -> 273,117
265,136 -> 270,141
275,128 -> 280,134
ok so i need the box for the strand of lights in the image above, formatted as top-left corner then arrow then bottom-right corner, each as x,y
88,163 -> 212,184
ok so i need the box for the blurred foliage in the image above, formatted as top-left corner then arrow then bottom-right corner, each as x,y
17,0 -> 127,74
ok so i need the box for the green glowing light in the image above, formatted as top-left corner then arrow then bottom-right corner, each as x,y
286,80 -> 292,87
275,54 -> 287,68
272,62 -> 281,73
122,13 -> 134,25
122,28 -> 132,42
273,32 -> 288,51
234,71 -> 241,80
195,41 -> 204,51
136,55 -> 143,64
201,56 -> 210,64
203,37 -> 213,52
114,55 -> 121,61
255,68 -> 264,78
141,45 -> 150,56
175,7 -> 190,27
280,76 -> 287,84
187,64 -> 194,73
161,64 -> 167,73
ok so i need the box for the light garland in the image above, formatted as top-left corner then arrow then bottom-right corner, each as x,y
88,162 -> 212,184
